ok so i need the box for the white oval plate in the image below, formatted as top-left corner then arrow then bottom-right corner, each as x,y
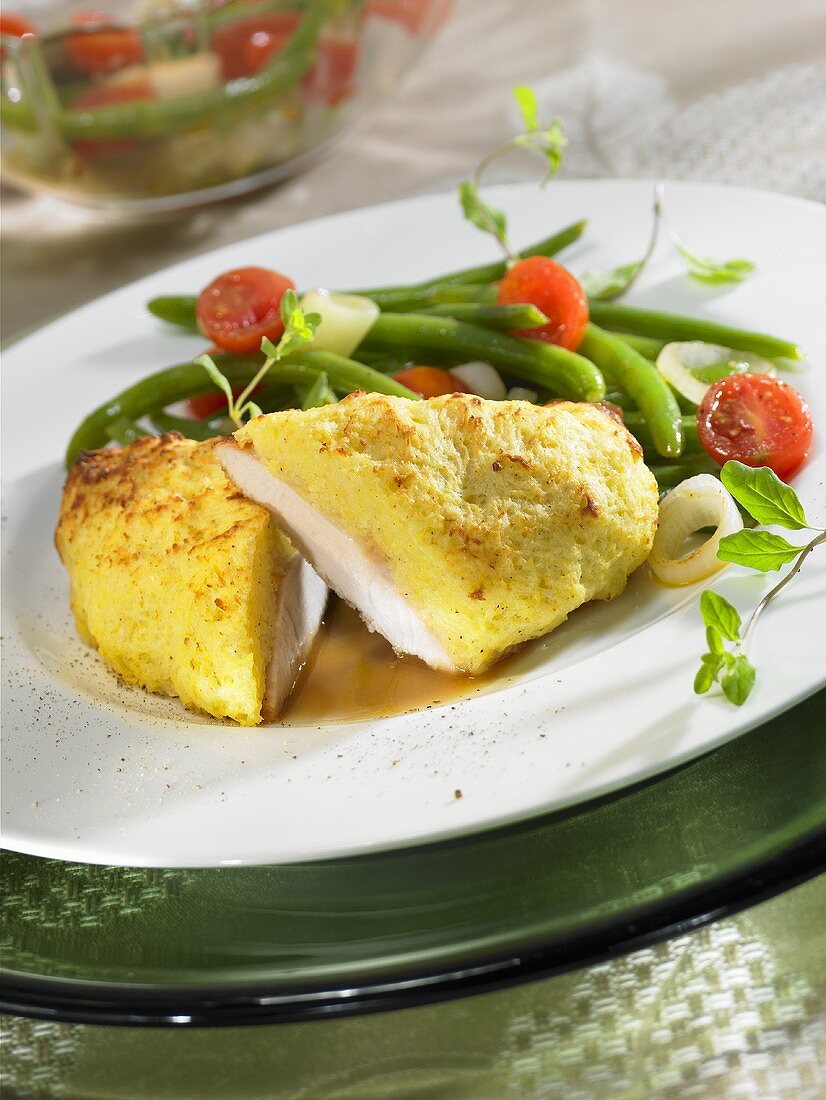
2,180 -> 824,868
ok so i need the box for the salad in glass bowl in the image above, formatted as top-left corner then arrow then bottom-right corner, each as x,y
0,0 -> 449,210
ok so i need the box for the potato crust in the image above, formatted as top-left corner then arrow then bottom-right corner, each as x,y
235,394 -> 659,673
56,433 -> 296,725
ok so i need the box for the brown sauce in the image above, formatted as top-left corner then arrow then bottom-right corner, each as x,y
281,598 -> 511,725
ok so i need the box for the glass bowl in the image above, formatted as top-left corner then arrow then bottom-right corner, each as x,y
0,0 -> 449,211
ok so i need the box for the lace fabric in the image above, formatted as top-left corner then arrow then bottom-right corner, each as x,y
529,54 -> 826,201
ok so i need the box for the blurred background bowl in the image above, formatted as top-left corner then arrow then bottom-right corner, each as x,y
0,0 -> 450,211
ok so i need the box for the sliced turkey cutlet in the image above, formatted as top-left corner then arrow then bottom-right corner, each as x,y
56,433 -> 327,725
219,393 -> 659,675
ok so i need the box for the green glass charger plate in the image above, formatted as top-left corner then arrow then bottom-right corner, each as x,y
2,689 -> 824,1027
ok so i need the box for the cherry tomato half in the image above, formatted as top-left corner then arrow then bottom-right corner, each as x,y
71,79 -> 155,160
303,34 -> 360,106
392,366 -> 469,399
212,12 -> 300,80
187,391 -> 231,420
1,11 -> 36,38
0,11 -> 36,59
497,255 -> 589,351
196,266 -> 296,355
65,10 -> 144,75
697,373 -> 814,480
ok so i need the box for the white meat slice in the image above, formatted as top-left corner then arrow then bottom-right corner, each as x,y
220,444 -> 456,672
263,553 -> 329,719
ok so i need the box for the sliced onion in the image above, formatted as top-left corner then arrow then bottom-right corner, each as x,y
649,474 -> 743,586
506,386 -> 539,403
299,289 -> 380,358
449,362 -> 507,400
656,341 -> 776,405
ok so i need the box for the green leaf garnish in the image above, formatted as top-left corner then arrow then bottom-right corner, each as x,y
720,461 -> 808,530
458,180 -> 509,248
301,371 -> 337,410
581,260 -> 647,301
512,84 -> 539,132
672,238 -> 756,285
693,463 -> 823,708
699,589 -> 741,641
457,86 -> 566,258
720,653 -> 756,706
581,189 -> 662,301
276,289 -> 322,358
197,353 -> 234,408
199,293 -> 321,429
717,530 -> 801,572
513,116 -> 567,185
694,651 -> 724,694
581,184 -> 756,301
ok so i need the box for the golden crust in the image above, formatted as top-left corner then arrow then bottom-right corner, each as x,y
56,433 -> 295,725
234,393 -> 660,674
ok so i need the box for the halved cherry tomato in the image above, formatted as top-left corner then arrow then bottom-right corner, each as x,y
70,79 -> 155,160
1,11 -> 36,38
65,10 -> 144,75
392,366 -> 469,399
212,12 -> 300,80
187,391 -> 231,420
0,11 -> 36,59
242,27 -> 291,75
497,255 -> 589,351
697,373 -> 814,479
304,34 -> 359,106
196,266 -> 296,354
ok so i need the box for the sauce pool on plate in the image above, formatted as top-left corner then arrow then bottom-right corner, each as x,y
281,598 -> 509,724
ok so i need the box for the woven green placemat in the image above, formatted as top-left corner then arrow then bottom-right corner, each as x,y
2,872 -> 824,1099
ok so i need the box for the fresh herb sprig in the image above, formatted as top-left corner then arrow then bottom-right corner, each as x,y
695,461 -> 825,705
196,290 -> 321,428
458,85 -> 567,260
584,183 -> 757,302
671,237 -> 755,286
581,190 -> 662,301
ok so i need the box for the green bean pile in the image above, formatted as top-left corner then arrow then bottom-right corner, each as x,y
69,216 -> 802,493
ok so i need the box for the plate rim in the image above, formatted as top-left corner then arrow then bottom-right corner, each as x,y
2,178 -> 825,867
2,814 -> 824,1027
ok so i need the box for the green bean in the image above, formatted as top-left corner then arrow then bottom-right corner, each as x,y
603,389 -> 637,411
578,325 -> 684,458
143,293 -> 539,335
360,314 -> 605,402
354,351 -> 415,373
145,223 -> 582,330
149,410 -> 232,440
301,372 -> 337,409
61,2 -> 327,142
623,413 -> 702,455
650,456 -> 721,490
147,296 -> 200,333
0,95 -> 38,134
588,302 -> 803,361
431,284 -> 499,305
105,417 -> 150,446
67,355 -> 263,466
292,350 -> 419,398
66,349 -> 416,467
421,303 -> 548,329
609,333 -> 667,360
349,220 -> 587,310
